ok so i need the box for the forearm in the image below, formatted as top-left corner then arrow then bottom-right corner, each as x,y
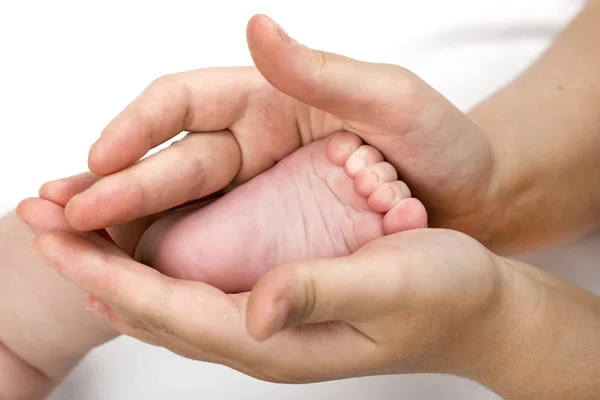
474,257 -> 600,399
0,340 -> 53,400
0,212 -> 118,399
469,2 -> 600,252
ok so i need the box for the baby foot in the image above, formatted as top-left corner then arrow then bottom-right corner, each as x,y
136,132 -> 427,293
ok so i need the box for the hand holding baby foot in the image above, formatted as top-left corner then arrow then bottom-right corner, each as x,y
24,219 -> 573,400
43,14 -> 511,251
136,132 -> 426,292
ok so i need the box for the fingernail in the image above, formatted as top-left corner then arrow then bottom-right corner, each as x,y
38,181 -> 50,197
271,18 -> 295,44
15,212 -> 34,234
86,307 -> 105,320
86,297 -> 106,314
88,139 -> 99,158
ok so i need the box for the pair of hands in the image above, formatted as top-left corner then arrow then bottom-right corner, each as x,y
18,14 -> 532,389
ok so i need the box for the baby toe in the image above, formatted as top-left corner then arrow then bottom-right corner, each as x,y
367,181 -> 411,213
354,162 -> 398,197
326,131 -> 363,166
345,145 -> 384,178
383,198 -> 428,234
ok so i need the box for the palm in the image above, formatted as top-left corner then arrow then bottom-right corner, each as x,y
22,197 -> 503,384
233,74 -> 495,236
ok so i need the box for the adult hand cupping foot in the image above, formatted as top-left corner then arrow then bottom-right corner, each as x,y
47,10 -> 600,256
45,14 -> 505,251
32,131 -> 430,293
16,6 -> 600,399
19,200 -> 600,399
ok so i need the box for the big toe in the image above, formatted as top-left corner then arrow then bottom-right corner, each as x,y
383,198 -> 428,234
326,131 -> 363,166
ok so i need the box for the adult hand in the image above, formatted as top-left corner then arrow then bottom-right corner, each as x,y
21,198 -> 600,399
49,14 -> 502,250
22,199 -> 505,382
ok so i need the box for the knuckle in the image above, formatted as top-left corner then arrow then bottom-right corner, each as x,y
375,67 -> 425,123
141,275 -> 172,314
310,50 -> 347,95
150,74 -> 194,129
119,313 -> 151,334
150,73 -> 190,103
153,278 -> 176,334
125,103 -> 155,151
281,263 -> 318,324
109,307 -> 154,338
313,50 -> 328,71
149,73 -> 191,119
130,324 -> 162,346
126,170 -> 150,216
170,138 -> 207,199
87,250 -> 120,297
150,73 -> 177,89
396,71 -> 425,113
398,68 -> 421,98
128,296 -> 155,322
301,271 -> 318,323
311,50 -> 330,83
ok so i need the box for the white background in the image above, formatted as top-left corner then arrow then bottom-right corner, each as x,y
1,0 -> 596,399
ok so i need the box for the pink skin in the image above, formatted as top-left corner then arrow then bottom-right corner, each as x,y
136,132 -> 427,293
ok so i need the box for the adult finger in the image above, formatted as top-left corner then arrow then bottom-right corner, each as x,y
246,240 -> 408,341
30,231 -> 249,359
31,231 -> 378,381
16,197 -> 73,233
246,15 -> 489,176
247,14 -> 493,226
89,67 -> 259,176
17,197 -> 116,246
247,14 -> 433,133
65,130 -> 241,231
86,297 -> 227,365
39,172 -> 100,206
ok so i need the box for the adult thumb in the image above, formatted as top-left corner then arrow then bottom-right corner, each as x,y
246,14 -> 441,133
246,245 -> 405,341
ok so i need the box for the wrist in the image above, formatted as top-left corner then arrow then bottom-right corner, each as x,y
435,253 -> 524,389
466,2 -> 600,253
469,103 -> 600,254
467,112 -> 548,254
468,257 -> 600,399
469,256 -> 551,396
